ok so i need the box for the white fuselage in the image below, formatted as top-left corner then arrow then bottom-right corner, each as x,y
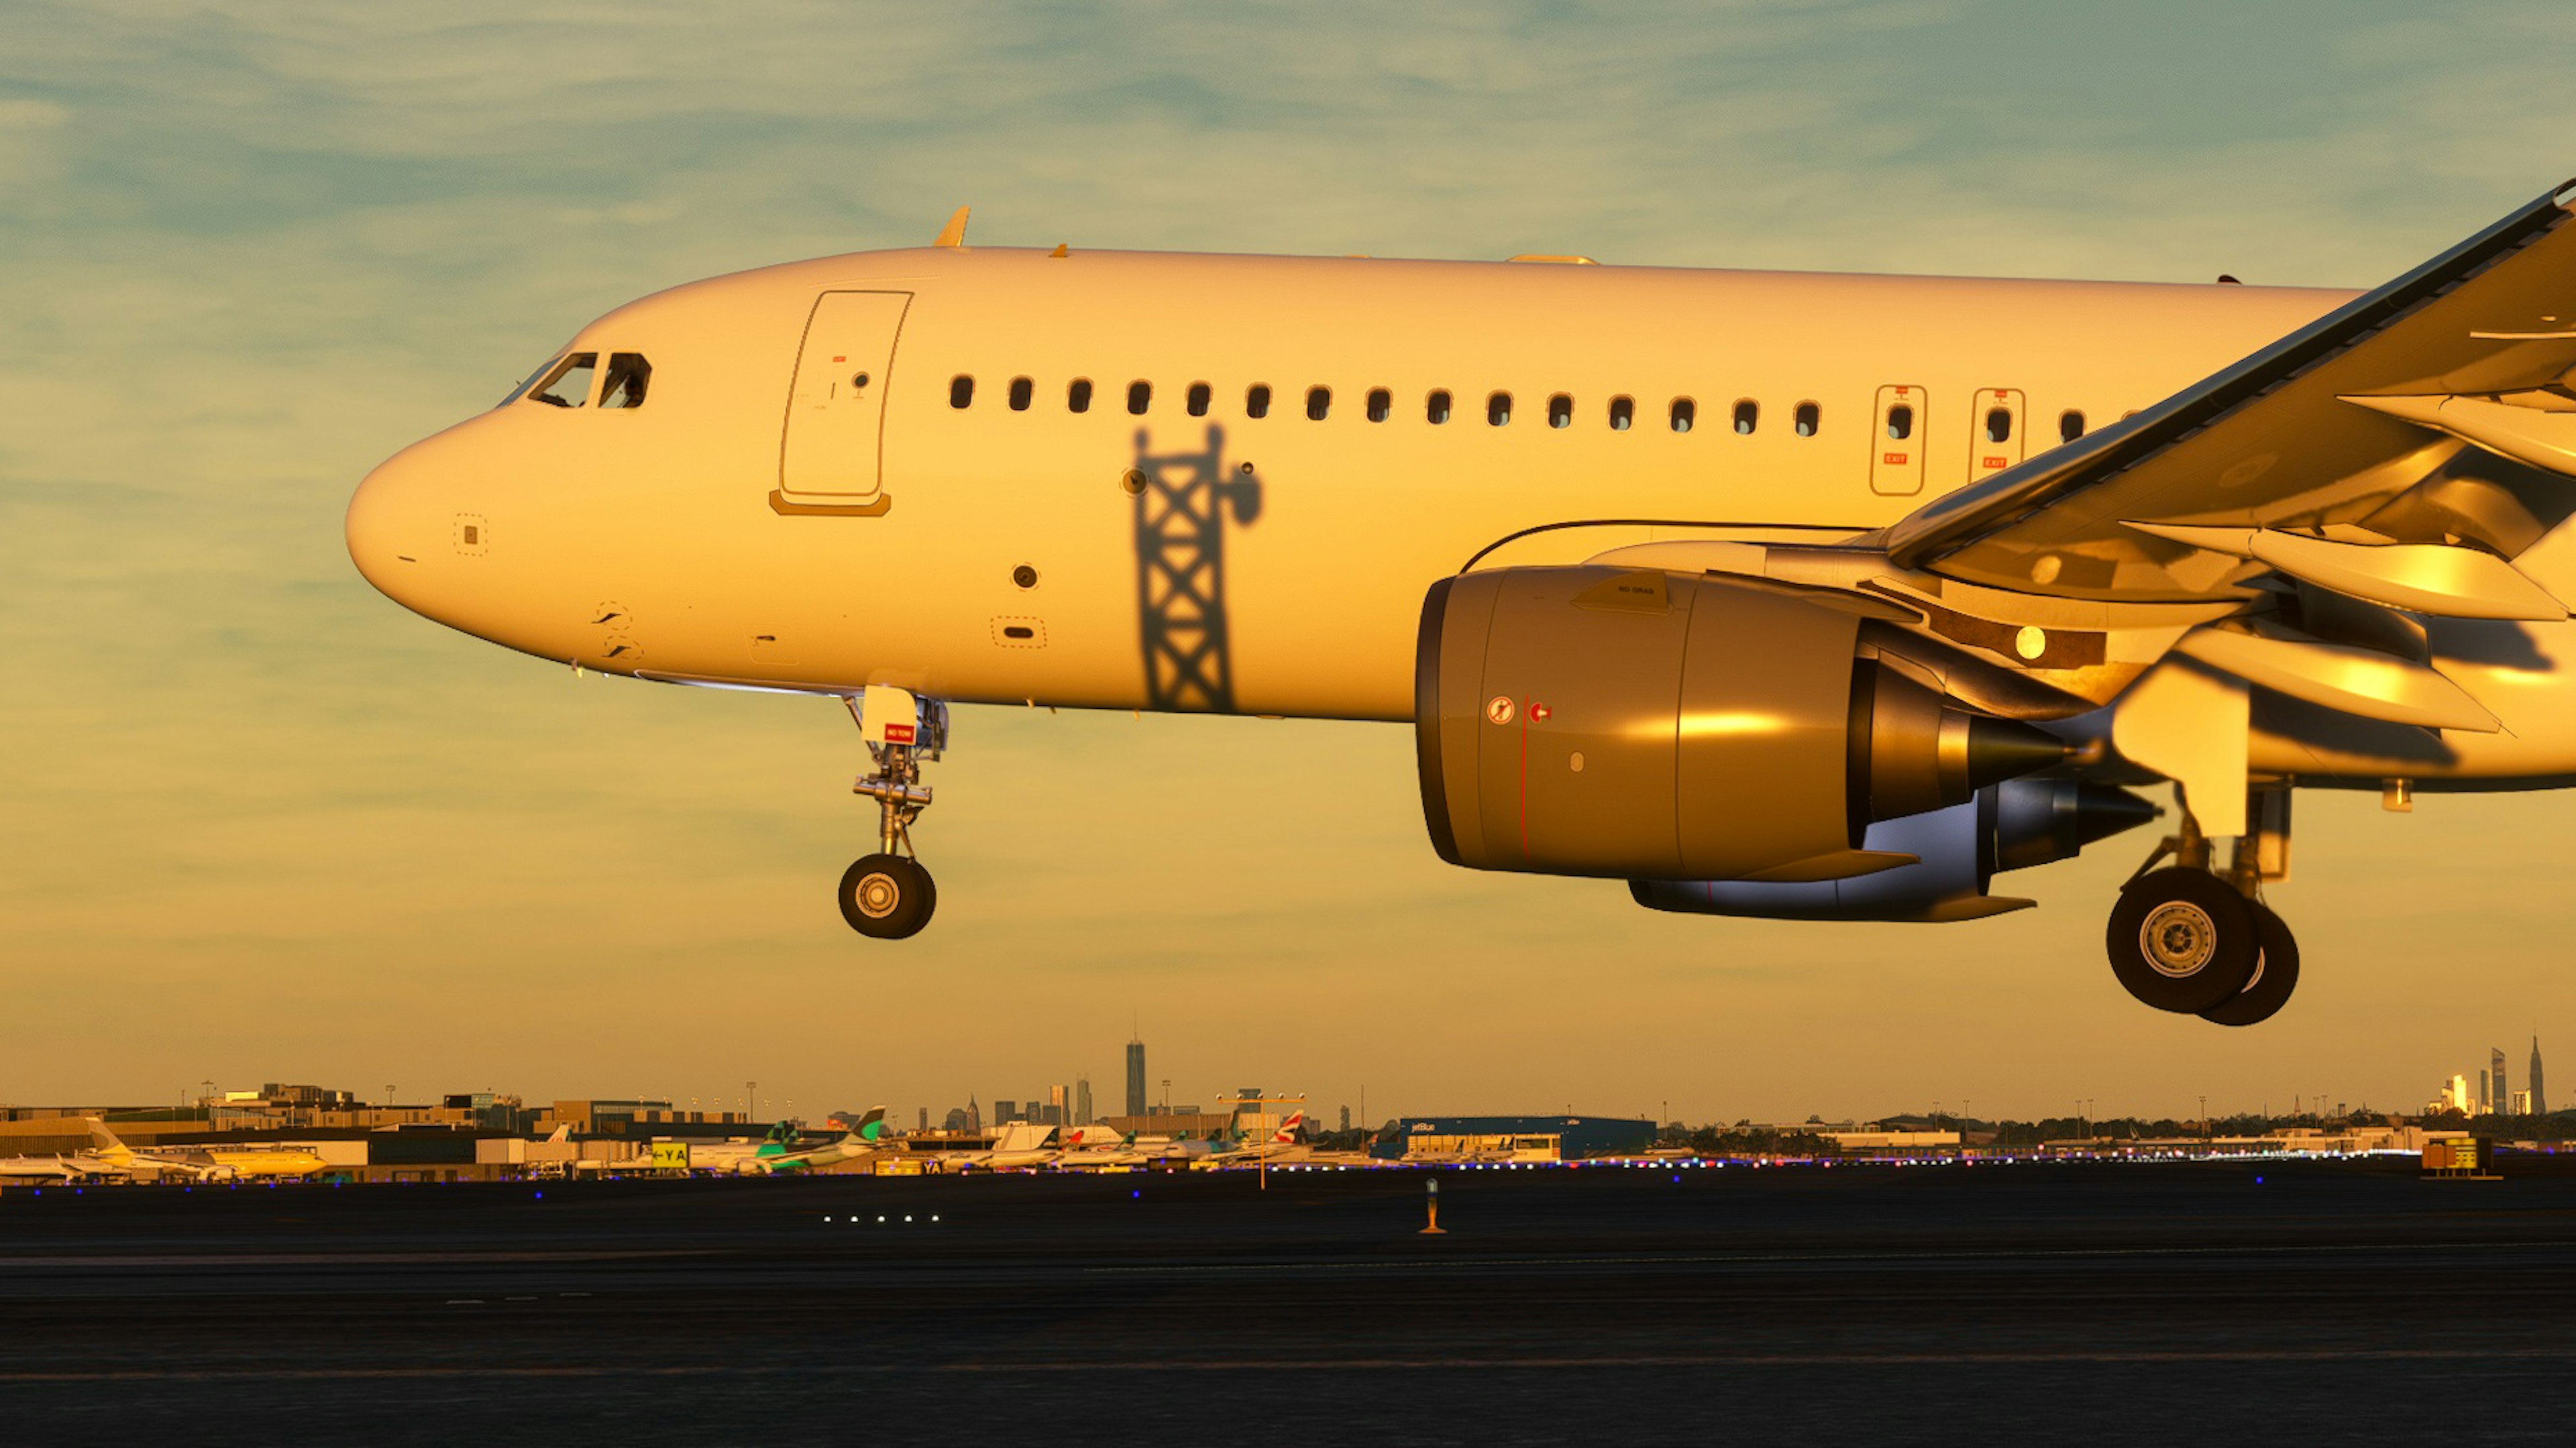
345,244 -> 2576,785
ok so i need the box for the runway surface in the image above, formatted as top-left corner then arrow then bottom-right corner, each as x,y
3,1159 -> 2572,1444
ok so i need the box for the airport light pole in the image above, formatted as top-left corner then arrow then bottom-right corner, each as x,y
1224,1090 -> 1307,1192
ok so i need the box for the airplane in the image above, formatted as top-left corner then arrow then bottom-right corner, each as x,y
686,1107 -> 888,1175
943,1121 -> 1063,1171
348,177 -> 2576,1027
1190,1111 -> 1312,1170
1051,1123 -> 1151,1170
0,1149 -> 118,1183
56,1121 -> 329,1181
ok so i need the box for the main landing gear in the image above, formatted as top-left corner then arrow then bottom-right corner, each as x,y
837,685 -> 948,940
2103,789 -> 2300,1026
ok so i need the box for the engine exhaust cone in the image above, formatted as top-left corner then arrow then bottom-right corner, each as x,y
1963,714 -> 2072,791
2066,783 -> 2162,849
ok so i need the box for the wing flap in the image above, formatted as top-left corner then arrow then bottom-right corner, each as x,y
1884,180 -> 2576,602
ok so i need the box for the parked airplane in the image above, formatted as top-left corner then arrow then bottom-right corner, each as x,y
1052,1123 -> 1150,1170
0,1149 -> 114,1182
944,1122 -> 1063,1171
51,1122 -> 329,1181
687,1108 -> 887,1175
351,179 -> 2576,1025
1191,1111 -> 1312,1170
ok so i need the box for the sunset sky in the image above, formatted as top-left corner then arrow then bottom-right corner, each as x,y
9,1 -> 2576,1126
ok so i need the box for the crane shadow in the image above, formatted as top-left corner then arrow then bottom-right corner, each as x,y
1132,425 -> 1263,712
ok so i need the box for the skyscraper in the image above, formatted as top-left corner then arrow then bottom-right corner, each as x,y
2534,1036 -> 2548,1116
1126,1036 -> 1147,1118
2493,1047 -> 2510,1115
1076,1078 -> 1093,1127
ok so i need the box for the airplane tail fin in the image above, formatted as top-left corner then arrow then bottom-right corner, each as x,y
545,1124 -> 571,1144
83,1118 -> 127,1152
855,1106 -> 887,1143
1273,1111 -> 1305,1144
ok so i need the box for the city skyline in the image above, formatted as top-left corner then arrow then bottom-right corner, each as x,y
52,1023 -> 2563,1135
9,4 -> 2576,1120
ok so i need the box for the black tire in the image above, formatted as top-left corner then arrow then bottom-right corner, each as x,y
2199,902 -> 2300,1027
2104,868 -> 2259,1014
839,854 -> 934,939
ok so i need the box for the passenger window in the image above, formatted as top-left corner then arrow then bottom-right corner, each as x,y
1008,376 -> 1033,411
1548,394 -> 1573,429
1793,401 -> 1819,437
1886,404 -> 1914,441
1488,391 -> 1513,426
951,375 -> 975,409
1187,382 -> 1211,417
1608,396 -> 1633,431
1670,398 -> 1695,433
1732,400 -> 1758,435
531,353 -> 597,408
1068,378 -> 1093,413
1246,384 -> 1271,419
599,353 -> 651,409
1366,388 -> 1391,423
1307,386 -> 1331,421
1986,407 -> 2013,444
1427,390 -> 1452,425
1128,380 -> 1151,415
2059,409 -> 2085,443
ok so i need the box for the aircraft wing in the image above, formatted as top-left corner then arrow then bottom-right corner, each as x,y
1881,178 -> 2576,604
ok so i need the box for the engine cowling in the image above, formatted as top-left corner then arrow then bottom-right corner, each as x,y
1415,565 -> 2067,881
1627,779 -> 2161,922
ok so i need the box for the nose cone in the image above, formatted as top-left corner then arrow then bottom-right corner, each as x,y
346,445 -> 435,613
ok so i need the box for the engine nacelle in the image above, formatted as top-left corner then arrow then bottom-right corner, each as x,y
1627,779 -> 2161,922
1416,565 -> 2067,881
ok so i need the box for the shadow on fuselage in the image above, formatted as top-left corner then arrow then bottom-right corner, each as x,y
1130,425 -> 1263,712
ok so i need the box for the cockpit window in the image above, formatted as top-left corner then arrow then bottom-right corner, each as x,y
531,353 -> 597,408
599,353 -> 651,408
498,354 -> 561,408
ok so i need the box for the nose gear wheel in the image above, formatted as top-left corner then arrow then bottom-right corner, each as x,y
839,853 -> 935,939
837,689 -> 948,940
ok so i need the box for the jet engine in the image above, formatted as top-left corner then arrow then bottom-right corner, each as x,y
1627,778 -> 2161,922
1415,565 -> 2068,881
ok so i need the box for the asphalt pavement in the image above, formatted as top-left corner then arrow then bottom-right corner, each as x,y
3,1158 -> 2571,1445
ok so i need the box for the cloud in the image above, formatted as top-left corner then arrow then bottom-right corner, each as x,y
6,1 -> 2576,1117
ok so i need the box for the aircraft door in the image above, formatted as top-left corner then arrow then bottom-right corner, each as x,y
1870,384 -> 1927,496
1969,387 -> 2025,482
780,290 -> 914,502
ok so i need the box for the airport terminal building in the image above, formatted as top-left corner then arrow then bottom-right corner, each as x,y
1375,1116 -> 1656,1162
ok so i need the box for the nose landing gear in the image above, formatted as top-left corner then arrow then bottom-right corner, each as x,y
838,685 -> 947,940
2104,787 -> 2299,1025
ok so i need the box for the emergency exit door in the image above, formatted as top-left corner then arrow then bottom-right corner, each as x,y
780,290 -> 913,501
1969,388 -> 2026,482
1870,384 -> 1927,496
